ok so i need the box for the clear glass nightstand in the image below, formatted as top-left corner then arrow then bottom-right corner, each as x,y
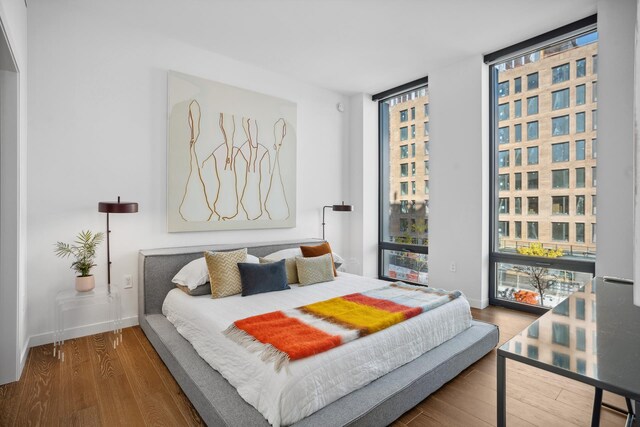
53,286 -> 122,361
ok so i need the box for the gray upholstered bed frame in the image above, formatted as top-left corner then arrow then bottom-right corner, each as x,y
138,239 -> 499,426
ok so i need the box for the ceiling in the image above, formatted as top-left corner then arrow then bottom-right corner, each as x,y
75,0 -> 598,95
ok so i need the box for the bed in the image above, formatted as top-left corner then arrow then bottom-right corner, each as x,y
138,239 -> 498,426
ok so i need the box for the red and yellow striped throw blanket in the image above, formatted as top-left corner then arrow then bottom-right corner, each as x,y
223,282 -> 462,371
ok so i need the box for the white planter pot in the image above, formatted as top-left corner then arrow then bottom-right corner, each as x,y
75,275 -> 95,292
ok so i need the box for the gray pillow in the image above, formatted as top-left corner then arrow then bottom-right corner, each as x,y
296,254 -> 335,286
238,259 -> 290,296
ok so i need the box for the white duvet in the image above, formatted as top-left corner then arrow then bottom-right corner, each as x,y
162,273 -> 471,426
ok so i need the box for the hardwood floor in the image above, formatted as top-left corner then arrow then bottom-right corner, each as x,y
0,306 -> 627,426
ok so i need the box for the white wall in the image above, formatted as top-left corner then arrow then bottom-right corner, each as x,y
596,0 -> 637,278
427,56 -> 490,308
348,93 -> 378,277
0,0 -> 27,383
27,1 -> 350,344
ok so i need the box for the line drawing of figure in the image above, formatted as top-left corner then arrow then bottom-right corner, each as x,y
202,113 -> 241,220
179,100 -> 214,222
264,118 -> 291,220
236,118 -> 272,220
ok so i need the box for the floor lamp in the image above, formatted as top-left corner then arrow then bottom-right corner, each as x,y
322,202 -> 354,240
98,196 -> 139,294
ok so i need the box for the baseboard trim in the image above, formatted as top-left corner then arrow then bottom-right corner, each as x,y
28,315 -> 139,347
467,297 -> 490,310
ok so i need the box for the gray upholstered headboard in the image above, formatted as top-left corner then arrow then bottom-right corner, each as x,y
138,238 -> 324,316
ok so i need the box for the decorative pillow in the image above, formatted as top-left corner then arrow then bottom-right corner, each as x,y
259,257 -> 299,284
238,260 -> 290,296
204,248 -> 247,299
296,254 -> 335,286
265,246 -> 344,269
300,242 -> 337,276
172,253 -> 258,290
176,283 -> 212,296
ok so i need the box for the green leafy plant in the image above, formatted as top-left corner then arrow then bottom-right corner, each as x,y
54,230 -> 104,277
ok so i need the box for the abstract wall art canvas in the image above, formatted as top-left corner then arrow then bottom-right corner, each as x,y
167,71 -> 296,232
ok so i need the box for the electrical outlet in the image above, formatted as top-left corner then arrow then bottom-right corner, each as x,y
449,262 -> 457,273
123,274 -> 133,289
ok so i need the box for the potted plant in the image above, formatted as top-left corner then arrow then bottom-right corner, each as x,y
54,230 -> 104,292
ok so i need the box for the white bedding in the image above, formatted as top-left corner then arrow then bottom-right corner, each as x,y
162,272 -> 471,426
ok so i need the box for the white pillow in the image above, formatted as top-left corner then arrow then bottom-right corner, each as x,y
265,247 -> 345,267
172,253 -> 258,290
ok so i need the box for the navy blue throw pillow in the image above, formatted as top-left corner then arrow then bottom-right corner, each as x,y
237,259 -> 290,297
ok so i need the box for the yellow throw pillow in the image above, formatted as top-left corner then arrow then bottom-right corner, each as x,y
296,253 -> 335,286
204,248 -> 247,298
259,257 -> 299,284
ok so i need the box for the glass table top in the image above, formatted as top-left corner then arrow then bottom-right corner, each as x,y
499,277 -> 640,399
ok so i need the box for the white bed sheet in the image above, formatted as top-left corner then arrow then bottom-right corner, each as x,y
162,273 -> 471,426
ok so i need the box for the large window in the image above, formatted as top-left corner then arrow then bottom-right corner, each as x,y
488,20 -> 597,312
378,83 -> 429,285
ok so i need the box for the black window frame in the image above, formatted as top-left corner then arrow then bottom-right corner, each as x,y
486,15 -> 597,314
374,77 -> 429,285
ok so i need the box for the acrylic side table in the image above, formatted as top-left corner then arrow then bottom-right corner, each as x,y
53,286 -> 122,361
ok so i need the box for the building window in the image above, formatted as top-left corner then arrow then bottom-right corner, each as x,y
552,169 -> 570,188
592,110 -> 597,130
498,174 -> 510,191
576,223 -> 585,243
498,103 -> 510,121
527,72 -> 539,90
424,103 -> 429,116
576,327 -> 586,351
424,180 -> 429,194
400,127 -> 408,140
592,166 -> 597,187
592,223 -> 597,243
411,142 -> 416,157
552,89 -> 569,110
592,81 -> 597,102
592,55 -> 598,74
576,140 -> 585,160
515,197 -> 522,214
552,115 -> 570,136
514,148 -> 522,166
410,107 -> 415,120
527,221 -> 538,240
552,222 -> 569,241
592,195 -> 597,215
424,141 -> 429,155
576,195 -> 585,215
552,63 -> 570,84
527,197 -> 539,214
552,196 -> 569,215
498,221 -> 509,238
514,77 -> 522,93
411,125 -> 416,139
499,150 -> 510,168
527,171 -> 538,189
527,121 -> 539,140
576,112 -> 585,133
576,58 -> 586,77
424,122 -> 430,136
499,198 -> 509,214
400,218 -> 408,231
514,172 -> 522,190
514,99 -> 522,118
576,167 -> 585,188
552,142 -> 569,162
411,162 -> 416,176
424,160 -> 429,174
498,126 -> 509,144
400,182 -> 408,195
552,322 -> 570,347
400,201 -> 409,214
514,124 -> 522,142
527,146 -> 539,165
400,163 -> 408,177
527,96 -> 538,115
400,110 -> 408,122
411,181 -> 416,195
515,221 -> 522,238
400,145 -> 408,158
498,81 -> 510,97
592,138 -> 597,158
576,84 -> 586,105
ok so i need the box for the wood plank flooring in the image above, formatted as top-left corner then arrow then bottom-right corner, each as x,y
0,306 -> 627,426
